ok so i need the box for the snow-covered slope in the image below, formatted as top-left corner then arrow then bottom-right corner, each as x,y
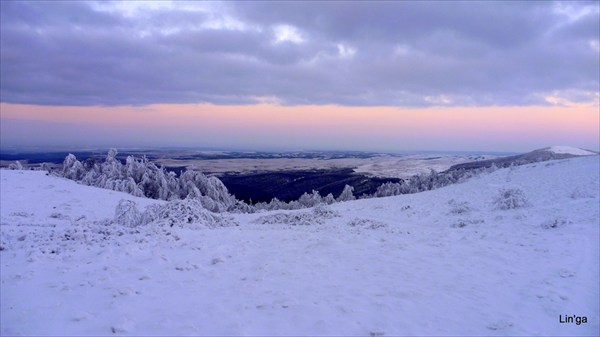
449,146 -> 597,171
1,157 -> 599,336
545,145 -> 596,156
0,170 -> 163,223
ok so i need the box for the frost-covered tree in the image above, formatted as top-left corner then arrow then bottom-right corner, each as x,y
114,199 -> 141,227
323,193 -> 335,205
57,149 -> 249,213
177,170 -> 240,212
62,154 -> 85,180
264,197 -> 287,210
39,162 -> 52,173
337,185 -> 356,202
8,161 -> 24,170
374,182 -> 405,197
58,147 -> 504,215
298,190 -> 323,208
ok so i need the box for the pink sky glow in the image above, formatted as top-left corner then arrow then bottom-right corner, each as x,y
1,102 -> 598,152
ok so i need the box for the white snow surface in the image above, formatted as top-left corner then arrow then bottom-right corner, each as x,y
1,157 -> 599,336
156,154 -> 497,179
546,146 -> 596,156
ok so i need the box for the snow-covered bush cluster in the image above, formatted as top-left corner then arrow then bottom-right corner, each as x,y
312,203 -> 341,218
8,161 -> 24,170
447,199 -> 472,215
252,204 -> 340,226
451,218 -> 484,228
144,199 -> 236,228
113,198 -> 236,229
347,218 -> 387,229
493,188 -> 529,210
114,200 -> 142,228
253,212 -> 320,226
253,186 -> 355,211
258,171 -> 449,208
371,167 -> 493,198
61,149 -> 249,213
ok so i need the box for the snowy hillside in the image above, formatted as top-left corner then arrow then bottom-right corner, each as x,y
545,146 -> 597,156
1,156 -> 599,336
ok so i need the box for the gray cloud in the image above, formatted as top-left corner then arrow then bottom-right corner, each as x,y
0,1 -> 598,107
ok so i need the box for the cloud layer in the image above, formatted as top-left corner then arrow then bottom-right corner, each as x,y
1,1 -> 598,107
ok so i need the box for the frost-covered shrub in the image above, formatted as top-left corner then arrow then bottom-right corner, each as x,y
451,218 -> 484,228
141,199 -> 236,228
253,204 -> 340,226
493,188 -> 529,210
39,162 -> 52,173
370,166 -> 495,199
540,218 -> 570,229
8,161 -> 24,170
253,211 -> 319,226
10,211 -> 32,217
254,193 -> 336,212
312,203 -> 340,219
114,199 -> 142,227
49,212 -> 70,220
254,198 -> 280,211
113,197 -> 235,229
448,199 -> 471,215
374,182 -> 407,197
229,200 -> 255,213
298,190 -> 323,208
570,187 -> 595,199
347,218 -> 387,229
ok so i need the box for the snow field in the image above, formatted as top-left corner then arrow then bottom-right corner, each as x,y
547,146 -> 597,156
1,156 -> 599,336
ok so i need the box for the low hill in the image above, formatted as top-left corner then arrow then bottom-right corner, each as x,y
448,145 -> 597,171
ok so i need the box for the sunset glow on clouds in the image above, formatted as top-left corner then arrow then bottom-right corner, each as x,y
0,1 -> 598,152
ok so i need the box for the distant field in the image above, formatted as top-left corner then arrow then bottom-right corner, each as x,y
0,149 -> 500,177
0,149 -> 500,203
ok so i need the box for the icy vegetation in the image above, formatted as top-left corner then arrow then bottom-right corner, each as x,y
55,149 -> 503,213
61,149 -> 250,213
492,188 -> 529,210
1,155 -> 598,335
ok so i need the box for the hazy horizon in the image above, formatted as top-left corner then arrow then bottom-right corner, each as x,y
0,140 -> 521,157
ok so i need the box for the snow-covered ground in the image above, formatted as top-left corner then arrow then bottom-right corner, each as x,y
1,156 -> 598,336
545,145 -> 597,156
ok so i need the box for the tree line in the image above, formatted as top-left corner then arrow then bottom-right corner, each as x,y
50,149 -> 497,213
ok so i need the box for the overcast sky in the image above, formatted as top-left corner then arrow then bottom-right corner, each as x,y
2,1 -> 598,107
0,1 -> 598,152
